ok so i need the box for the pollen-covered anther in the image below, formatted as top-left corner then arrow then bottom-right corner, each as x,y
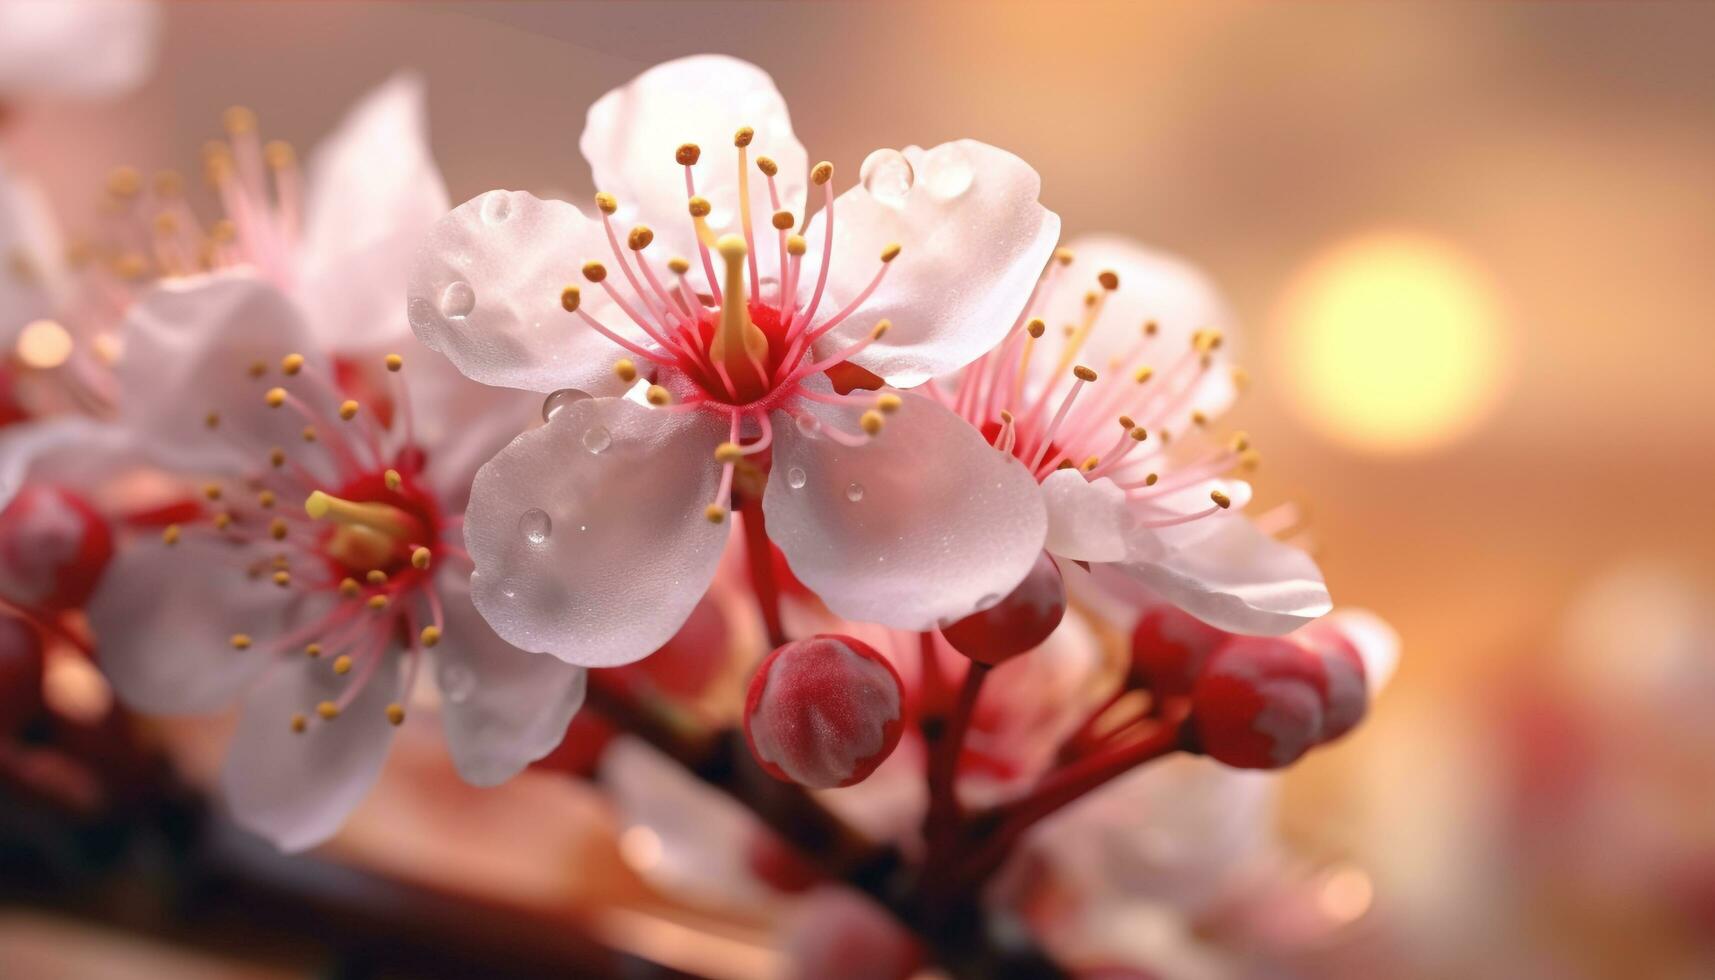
704,504 -> 728,524
269,448 -> 287,468
786,235 -> 806,256
263,140 -> 295,170
366,595 -> 389,611
419,626 -> 441,648
811,161 -> 834,185
272,570 -> 290,588
333,655 -> 353,676
269,518 -> 289,541
316,700 -> 340,721
1211,489 -> 1233,509
627,225 -> 654,250
713,442 -> 744,464
667,257 -> 691,275
613,359 -> 637,383
771,210 -> 794,230
1130,426 -> 1150,442
213,512 -> 234,531
1081,456 -> 1100,471
366,569 -> 387,585
106,166 -> 142,199
301,425 -> 317,443
756,155 -> 778,177
646,385 -> 671,406
1073,364 -> 1099,383
305,643 -> 322,658
281,353 -> 305,376
876,393 -> 902,414
1145,473 -> 1160,487
1054,246 -> 1075,266
734,126 -> 755,147
339,578 -> 361,598
1134,365 -> 1155,384
338,400 -> 360,421
162,524 -> 181,546
202,482 -> 222,501
1097,269 -> 1120,291
880,243 -> 902,263
386,703 -> 406,726
411,547 -> 431,570
1239,449 -> 1262,471
1229,432 -> 1251,452
230,633 -> 252,651
222,104 -> 257,135
264,387 -> 286,408
258,490 -> 276,508
290,713 -> 308,734
385,353 -> 404,372
860,410 -> 884,435
204,411 -> 220,430
581,260 -> 608,283
594,191 -> 618,215
1190,410 -> 1209,427
384,469 -> 402,491
1026,318 -> 1046,339
1192,328 -> 1224,354
675,143 -> 701,166
871,320 -> 891,340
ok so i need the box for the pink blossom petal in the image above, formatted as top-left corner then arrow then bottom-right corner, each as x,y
0,417 -> 138,511
1040,470 -> 1129,563
1118,514 -> 1331,635
802,140 -> 1060,387
0,0 -> 160,99
433,573 -> 588,786
397,333 -> 542,513
0,160 -> 65,344
463,397 -> 729,667
220,650 -> 400,852
580,55 -> 806,282
764,392 -> 1047,630
299,72 -> 450,353
406,190 -> 635,395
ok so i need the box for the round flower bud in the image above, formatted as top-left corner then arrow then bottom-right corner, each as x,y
0,485 -> 114,612
1190,635 -> 1330,769
744,635 -> 904,789
1129,603 -> 1233,697
0,614 -> 44,736
781,886 -> 921,980
939,551 -> 1066,666
1294,621 -> 1369,743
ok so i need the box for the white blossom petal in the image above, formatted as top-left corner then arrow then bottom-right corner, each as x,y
0,0 -> 160,99
463,397 -> 729,667
1118,515 -> 1331,635
764,392 -> 1047,630
1040,469 -> 1129,563
0,159 -> 65,346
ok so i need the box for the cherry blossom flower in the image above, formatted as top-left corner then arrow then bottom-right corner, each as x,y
406,55 -> 1061,666
932,234 -> 1332,636
0,0 -> 160,102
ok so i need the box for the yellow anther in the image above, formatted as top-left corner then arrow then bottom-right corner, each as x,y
1134,366 -> 1155,384
202,482 -> 222,501
366,569 -> 387,585
153,211 -> 179,235
230,633 -> 252,651
269,517 -> 289,541
316,700 -> 340,721
272,570 -> 290,587
1229,431 -> 1251,452
860,410 -> 884,435
1054,247 -> 1075,266
339,578 -> 361,598
1190,410 -> 1208,427
305,643 -> 323,658
258,490 -> 276,509
106,166 -> 142,199
705,504 -> 728,524
1056,459 -> 1076,470
339,400 -> 359,421
1144,320 -> 1159,336
162,524 -> 181,546
419,626 -> 441,648
204,411 -> 221,430
153,170 -> 184,197
871,320 -> 891,340
646,385 -> 671,406
675,143 -> 701,166
1000,409 -> 1015,424
265,387 -> 286,408
281,353 -> 305,375
613,359 -> 638,383
771,210 -> 794,230
688,197 -> 712,218
1084,290 -> 1100,309
1192,328 -> 1224,354
1211,489 -> 1232,509
811,161 -> 834,185
246,359 -> 267,379
756,155 -> 779,176
411,547 -> 431,570
222,105 -> 257,135
386,703 -> 406,726
581,260 -> 607,283
1231,366 -> 1250,390
384,469 -> 402,491
1144,473 -> 1160,486
382,353 -> 404,374
264,140 -> 295,170
594,191 -> 618,214
269,448 -> 287,468
1130,426 -> 1149,442
787,234 -> 806,256
211,219 -> 238,245
714,442 -> 744,464
290,713 -> 308,734
366,595 -> 389,611
627,226 -> 654,250
213,512 -> 233,531
667,257 -> 690,275
271,554 -> 289,570
1081,456 -> 1101,471
876,393 -> 902,414
880,242 -> 902,263
1118,415 -> 1136,429
333,655 -> 353,675
302,425 -> 317,443
1073,365 -> 1098,383
1026,318 -> 1046,339
1097,269 -> 1120,291
734,126 -> 755,147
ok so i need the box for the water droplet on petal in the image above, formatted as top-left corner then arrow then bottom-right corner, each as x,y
582,425 -> 612,454
407,297 -> 436,329
519,508 -> 551,544
481,191 -> 513,225
542,388 -> 591,423
922,143 -> 974,199
438,663 -> 475,703
859,148 -> 915,206
786,466 -> 807,489
845,482 -> 865,503
795,414 -> 821,438
440,280 -> 476,319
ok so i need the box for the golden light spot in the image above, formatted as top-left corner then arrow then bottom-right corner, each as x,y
618,825 -> 664,872
16,320 -> 73,369
1317,864 -> 1374,923
1275,233 -> 1509,454
43,654 -> 112,724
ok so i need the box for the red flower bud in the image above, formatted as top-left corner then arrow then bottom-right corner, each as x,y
1191,635 -> 1336,769
744,635 -> 904,788
939,551 -> 1066,666
1130,603 -> 1233,697
0,485 -> 114,612
1296,621 -> 1368,743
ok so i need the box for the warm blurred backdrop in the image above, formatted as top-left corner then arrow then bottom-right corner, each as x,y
5,3 -> 1714,977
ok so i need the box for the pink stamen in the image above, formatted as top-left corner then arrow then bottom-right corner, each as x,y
684,165 -> 722,305
795,181 -> 836,331
1027,376 -> 1092,474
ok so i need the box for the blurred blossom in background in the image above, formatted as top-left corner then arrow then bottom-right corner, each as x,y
3,1 -> 1714,978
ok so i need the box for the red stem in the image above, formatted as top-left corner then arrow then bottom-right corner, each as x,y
923,660 -> 988,862
737,496 -> 787,648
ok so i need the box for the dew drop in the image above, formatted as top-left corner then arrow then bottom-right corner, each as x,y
859,148 -> 915,206
438,663 -> 475,704
845,482 -> 865,503
582,425 -> 612,454
795,414 -> 821,438
481,190 -> 513,225
439,280 -> 476,319
407,297 -> 436,329
519,508 -> 551,544
786,466 -> 807,489
541,387 -> 591,423
922,143 -> 974,199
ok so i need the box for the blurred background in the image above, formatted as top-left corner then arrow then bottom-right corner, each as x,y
5,2 -> 1714,977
